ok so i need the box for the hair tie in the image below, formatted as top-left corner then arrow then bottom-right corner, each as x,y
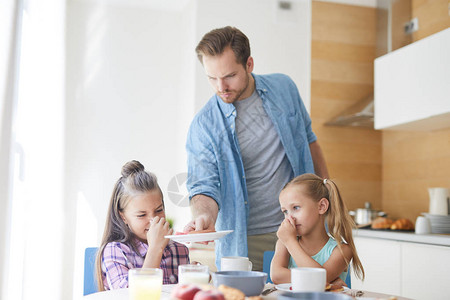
323,178 -> 328,185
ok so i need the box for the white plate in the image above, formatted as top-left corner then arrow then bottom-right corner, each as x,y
165,230 -> 233,243
275,284 -> 350,293
276,283 -> 293,292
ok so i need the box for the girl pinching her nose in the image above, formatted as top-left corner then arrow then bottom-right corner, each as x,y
95,160 -> 189,290
271,173 -> 364,286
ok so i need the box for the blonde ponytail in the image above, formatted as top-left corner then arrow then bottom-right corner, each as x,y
324,179 -> 365,280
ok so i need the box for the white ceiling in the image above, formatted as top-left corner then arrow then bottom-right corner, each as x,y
73,0 -> 190,11
317,0 -> 377,7
74,0 -> 378,10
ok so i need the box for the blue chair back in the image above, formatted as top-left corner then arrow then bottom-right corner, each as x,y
345,265 -> 351,288
84,247 -> 99,296
263,251 -> 275,283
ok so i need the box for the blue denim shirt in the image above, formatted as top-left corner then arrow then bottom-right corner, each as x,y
186,73 -> 317,268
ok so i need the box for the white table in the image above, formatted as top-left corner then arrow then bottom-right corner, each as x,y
80,283 -> 412,300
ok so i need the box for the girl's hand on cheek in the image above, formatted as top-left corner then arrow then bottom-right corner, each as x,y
277,217 -> 297,244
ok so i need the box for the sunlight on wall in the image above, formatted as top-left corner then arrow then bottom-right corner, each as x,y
4,150 -> 26,300
4,1 -> 66,299
73,192 -> 98,299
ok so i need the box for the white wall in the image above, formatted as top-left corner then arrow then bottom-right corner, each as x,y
65,0 -> 311,297
194,0 -> 311,112
65,1 -> 192,297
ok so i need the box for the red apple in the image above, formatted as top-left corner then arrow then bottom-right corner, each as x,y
193,289 -> 225,300
171,284 -> 202,300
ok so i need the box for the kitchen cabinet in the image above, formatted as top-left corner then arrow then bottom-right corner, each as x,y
351,233 -> 450,299
401,243 -> 450,300
374,28 -> 450,131
351,237 -> 402,295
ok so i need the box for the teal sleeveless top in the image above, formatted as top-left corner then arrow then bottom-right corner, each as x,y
288,237 -> 348,281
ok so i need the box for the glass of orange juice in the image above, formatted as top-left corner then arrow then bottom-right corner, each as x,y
129,268 -> 163,300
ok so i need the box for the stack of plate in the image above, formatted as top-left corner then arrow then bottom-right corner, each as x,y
423,213 -> 450,233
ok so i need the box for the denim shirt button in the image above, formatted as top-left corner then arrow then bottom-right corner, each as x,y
244,201 -> 248,205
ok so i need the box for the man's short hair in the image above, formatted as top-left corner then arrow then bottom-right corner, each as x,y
195,26 -> 251,68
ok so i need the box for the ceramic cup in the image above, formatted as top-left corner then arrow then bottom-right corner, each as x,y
178,264 -> 210,284
291,267 -> 326,292
221,256 -> 253,271
415,216 -> 431,234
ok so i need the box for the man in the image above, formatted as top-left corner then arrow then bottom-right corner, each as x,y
184,26 -> 329,271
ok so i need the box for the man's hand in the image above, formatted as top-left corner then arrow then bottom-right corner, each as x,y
183,194 -> 218,244
183,214 -> 216,233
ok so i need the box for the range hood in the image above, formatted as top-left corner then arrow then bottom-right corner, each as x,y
324,94 -> 374,128
324,0 -> 413,129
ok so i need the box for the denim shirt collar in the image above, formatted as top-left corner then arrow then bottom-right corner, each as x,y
216,73 -> 268,118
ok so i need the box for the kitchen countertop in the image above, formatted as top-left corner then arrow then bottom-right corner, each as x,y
353,228 -> 450,247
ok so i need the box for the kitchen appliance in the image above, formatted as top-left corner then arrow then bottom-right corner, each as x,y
349,202 -> 387,225
428,187 -> 450,215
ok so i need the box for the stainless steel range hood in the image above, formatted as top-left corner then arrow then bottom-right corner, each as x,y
324,0 -> 412,129
324,94 -> 374,128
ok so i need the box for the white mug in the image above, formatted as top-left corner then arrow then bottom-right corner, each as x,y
415,216 -> 431,234
220,256 -> 252,271
291,267 -> 326,292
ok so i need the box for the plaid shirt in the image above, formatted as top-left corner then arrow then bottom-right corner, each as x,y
101,239 -> 189,289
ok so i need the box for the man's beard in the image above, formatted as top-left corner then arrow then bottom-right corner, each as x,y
217,74 -> 250,103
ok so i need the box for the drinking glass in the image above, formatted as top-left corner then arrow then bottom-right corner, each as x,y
178,264 -> 210,284
129,268 -> 163,300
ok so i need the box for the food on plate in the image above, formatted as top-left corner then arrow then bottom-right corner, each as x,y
171,284 -> 203,300
193,289 -> 226,300
171,283 -> 256,300
329,285 -> 344,293
188,229 -> 216,235
246,297 -> 262,300
371,217 -> 394,229
325,283 -> 344,293
218,284 -> 245,300
174,229 -> 216,236
390,218 -> 414,230
175,231 -> 188,235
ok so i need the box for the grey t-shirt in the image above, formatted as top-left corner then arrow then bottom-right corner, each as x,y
234,90 -> 294,235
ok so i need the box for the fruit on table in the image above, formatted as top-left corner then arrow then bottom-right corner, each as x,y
171,284 -> 202,300
193,289 -> 225,300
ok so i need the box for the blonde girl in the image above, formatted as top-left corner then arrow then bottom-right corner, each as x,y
271,173 -> 364,285
95,160 -> 189,290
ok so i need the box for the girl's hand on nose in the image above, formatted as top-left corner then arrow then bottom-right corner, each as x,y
286,215 -> 296,227
277,218 -> 297,245
147,217 -> 172,250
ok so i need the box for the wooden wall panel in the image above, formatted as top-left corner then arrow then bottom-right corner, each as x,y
381,0 -> 450,221
391,0 -> 412,51
382,129 -> 450,220
412,0 -> 450,41
311,1 -> 381,212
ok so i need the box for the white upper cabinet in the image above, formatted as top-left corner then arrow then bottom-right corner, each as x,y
374,28 -> 450,131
